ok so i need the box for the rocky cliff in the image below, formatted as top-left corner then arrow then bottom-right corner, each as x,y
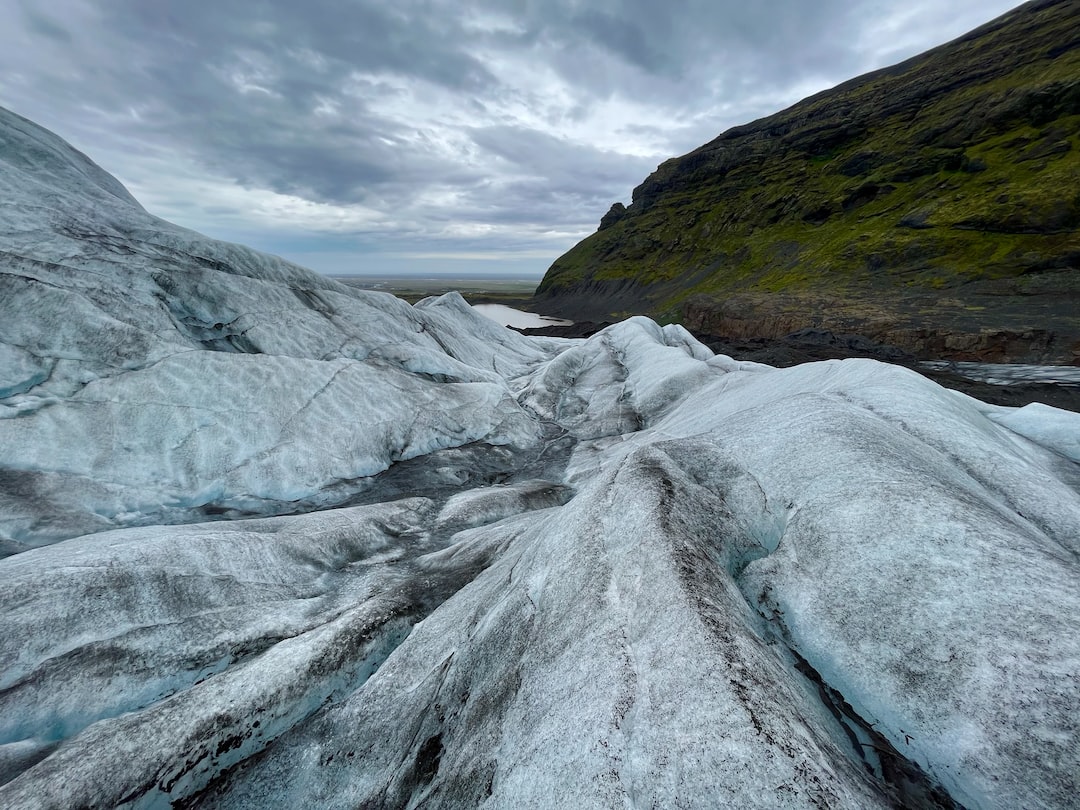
535,0 -> 1080,363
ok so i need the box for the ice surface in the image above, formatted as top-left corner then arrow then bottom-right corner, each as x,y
519,317 -> 718,439
986,401 -> 1080,463
0,104 -> 554,553
2,105 -> 1080,809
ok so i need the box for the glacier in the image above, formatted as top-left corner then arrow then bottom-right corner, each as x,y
1,103 -> 1080,809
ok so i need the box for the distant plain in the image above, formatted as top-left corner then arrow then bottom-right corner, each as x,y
333,274 -> 540,306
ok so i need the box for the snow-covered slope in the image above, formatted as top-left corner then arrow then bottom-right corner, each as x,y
2,105 -> 1079,810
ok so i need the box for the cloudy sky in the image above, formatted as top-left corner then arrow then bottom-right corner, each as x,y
0,0 -> 1020,277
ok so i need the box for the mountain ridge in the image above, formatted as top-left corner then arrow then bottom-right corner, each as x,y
535,0 -> 1080,363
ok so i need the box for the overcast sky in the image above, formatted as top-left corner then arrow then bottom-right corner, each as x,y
0,0 -> 1021,277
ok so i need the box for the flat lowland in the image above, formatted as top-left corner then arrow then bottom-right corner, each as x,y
335,275 -> 539,307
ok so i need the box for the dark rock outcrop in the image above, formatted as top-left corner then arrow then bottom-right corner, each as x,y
679,289 -> 1080,365
597,201 -> 627,230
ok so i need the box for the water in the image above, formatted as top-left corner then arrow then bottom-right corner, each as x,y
920,361 -> 1080,387
471,304 -> 573,329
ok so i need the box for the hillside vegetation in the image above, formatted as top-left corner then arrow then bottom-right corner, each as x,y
536,0 -> 1080,362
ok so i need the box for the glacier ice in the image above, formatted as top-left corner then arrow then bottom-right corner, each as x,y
2,104 -> 1080,809
984,401 -> 1080,464
0,105 -> 553,554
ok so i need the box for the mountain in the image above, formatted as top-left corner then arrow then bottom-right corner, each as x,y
2,107 -> 1080,809
535,0 -> 1080,364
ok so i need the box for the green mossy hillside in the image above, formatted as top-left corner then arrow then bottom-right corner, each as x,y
537,0 -> 1080,324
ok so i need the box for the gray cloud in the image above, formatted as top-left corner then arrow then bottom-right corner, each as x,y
19,3 -> 73,43
0,0 -> 1022,275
